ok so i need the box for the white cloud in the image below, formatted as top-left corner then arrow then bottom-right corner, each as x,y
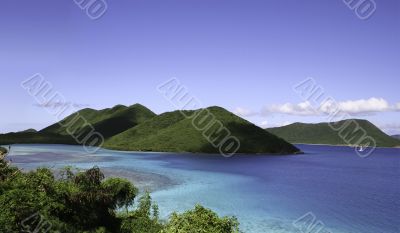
396,102 -> 400,110
233,107 -> 257,117
34,101 -> 89,109
328,97 -> 390,114
262,101 -> 317,116
259,120 -> 269,128
377,123 -> 400,135
379,123 -> 400,130
262,98 -> 399,116
258,120 -> 293,128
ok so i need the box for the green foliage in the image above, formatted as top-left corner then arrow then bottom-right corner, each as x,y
267,119 -> 400,147
105,106 -> 300,154
120,192 -> 163,233
0,162 -> 138,232
163,204 -> 240,233
0,146 -> 7,154
0,146 -> 19,182
0,155 -> 240,233
101,177 -> 139,209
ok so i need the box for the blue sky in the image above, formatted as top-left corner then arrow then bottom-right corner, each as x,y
0,0 -> 399,134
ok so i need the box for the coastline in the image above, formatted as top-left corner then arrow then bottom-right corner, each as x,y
4,143 -> 303,156
7,144 -> 179,193
101,147 -> 303,156
5,144 -> 399,233
293,143 -> 400,149
13,161 -> 178,194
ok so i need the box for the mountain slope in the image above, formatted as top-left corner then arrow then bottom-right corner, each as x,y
105,106 -> 300,154
267,120 -> 400,147
41,104 -> 156,139
391,135 -> 400,140
1,104 -> 156,145
19,128 -> 37,133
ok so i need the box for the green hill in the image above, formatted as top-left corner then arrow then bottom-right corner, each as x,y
267,119 -> 400,148
105,106 -> 300,154
41,104 -> 156,139
1,104 -> 300,154
0,104 -> 156,145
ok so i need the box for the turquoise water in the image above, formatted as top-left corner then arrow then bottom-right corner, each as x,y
7,144 -> 400,233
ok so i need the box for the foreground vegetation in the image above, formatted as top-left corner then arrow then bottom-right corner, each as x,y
0,146 -> 7,155
0,146 -> 239,233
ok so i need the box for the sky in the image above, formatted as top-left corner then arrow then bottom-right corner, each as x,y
0,0 -> 399,134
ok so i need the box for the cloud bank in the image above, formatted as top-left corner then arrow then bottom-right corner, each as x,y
235,98 -> 399,117
34,102 -> 89,109
233,107 -> 258,117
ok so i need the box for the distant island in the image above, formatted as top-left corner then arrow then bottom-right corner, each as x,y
392,135 -> 400,140
0,104 -> 300,155
267,119 -> 400,148
18,128 -> 37,133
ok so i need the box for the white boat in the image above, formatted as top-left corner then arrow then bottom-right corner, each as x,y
357,146 -> 365,152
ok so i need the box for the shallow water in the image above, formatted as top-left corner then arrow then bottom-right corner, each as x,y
7,144 -> 400,233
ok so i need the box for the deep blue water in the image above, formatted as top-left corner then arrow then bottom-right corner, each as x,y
7,144 -> 400,233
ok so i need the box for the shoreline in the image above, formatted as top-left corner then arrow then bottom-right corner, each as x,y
14,163 -> 179,193
7,145 -> 179,193
4,143 -> 303,156
294,143 -> 400,149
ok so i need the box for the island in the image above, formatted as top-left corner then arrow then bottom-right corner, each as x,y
392,135 -> 400,140
267,119 -> 400,148
0,104 -> 300,155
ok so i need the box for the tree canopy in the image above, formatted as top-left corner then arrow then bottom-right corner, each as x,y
0,152 -> 239,233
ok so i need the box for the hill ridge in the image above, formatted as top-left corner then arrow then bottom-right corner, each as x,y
105,106 -> 300,154
40,103 -> 156,139
267,119 -> 400,148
